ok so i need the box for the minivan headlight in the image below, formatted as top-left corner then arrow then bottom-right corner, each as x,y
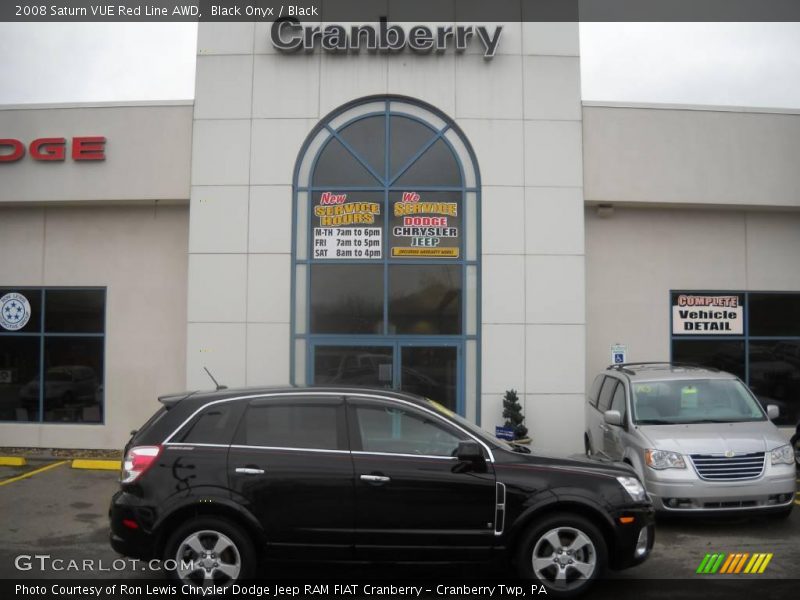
645,449 -> 686,470
617,476 -> 648,502
770,444 -> 794,466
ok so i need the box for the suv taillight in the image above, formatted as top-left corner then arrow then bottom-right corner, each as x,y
121,445 -> 162,483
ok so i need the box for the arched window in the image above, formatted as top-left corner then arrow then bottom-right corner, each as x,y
291,97 -> 481,419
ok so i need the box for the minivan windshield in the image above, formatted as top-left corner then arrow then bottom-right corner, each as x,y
631,379 -> 766,425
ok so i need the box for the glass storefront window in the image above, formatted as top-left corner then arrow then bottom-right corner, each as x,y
312,138 -> 380,187
42,337 -> 103,423
748,341 -> 800,425
672,340 -> 746,381
388,265 -> 461,335
671,291 -> 800,425
293,98 -> 481,418
394,138 -> 461,186
389,115 -> 437,178
0,288 -> 105,424
313,346 -> 393,388
749,294 -> 800,337
310,265 -> 383,334
45,289 -> 105,333
0,337 -> 40,422
400,346 -> 458,411
338,115 -> 386,178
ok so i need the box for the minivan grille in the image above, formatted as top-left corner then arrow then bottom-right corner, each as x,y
689,452 -> 765,481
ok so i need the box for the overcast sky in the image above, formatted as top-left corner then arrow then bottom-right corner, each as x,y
1,22 -> 799,108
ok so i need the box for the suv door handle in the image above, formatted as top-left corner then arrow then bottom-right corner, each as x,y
235,467 -> 265,475
360,474 -> 391,484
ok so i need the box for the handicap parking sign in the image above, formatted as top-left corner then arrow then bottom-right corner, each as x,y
611,344 -> 627,365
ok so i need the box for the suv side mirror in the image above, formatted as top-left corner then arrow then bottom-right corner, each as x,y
766,404 -> 779,420
604,410 -> 623,427
455,440 -> 484,463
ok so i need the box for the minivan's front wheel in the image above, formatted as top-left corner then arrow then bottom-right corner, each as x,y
516,513 -> 607,598
165,517 -> 255,586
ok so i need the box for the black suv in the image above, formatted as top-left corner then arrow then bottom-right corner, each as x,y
110,387 -> 654,595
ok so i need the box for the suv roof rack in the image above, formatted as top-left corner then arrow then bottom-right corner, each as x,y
606,362 -> 719,375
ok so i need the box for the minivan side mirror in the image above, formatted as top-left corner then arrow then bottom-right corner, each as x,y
766,405 -> 779,420
604,410 -> 623,427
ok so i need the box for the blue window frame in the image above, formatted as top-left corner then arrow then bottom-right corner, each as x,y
670,290 -> 800,425
291,97 -> 481,420
0,287 -> 106,423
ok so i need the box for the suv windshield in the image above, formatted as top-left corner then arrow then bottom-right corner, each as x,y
425,398 -> 514,451
631,378 -> 766,425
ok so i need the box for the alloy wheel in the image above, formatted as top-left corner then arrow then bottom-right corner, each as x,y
531,526 -> 597,591
174,529 -> 241,585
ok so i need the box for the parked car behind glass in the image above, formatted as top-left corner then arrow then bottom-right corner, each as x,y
19,365 -> 98,409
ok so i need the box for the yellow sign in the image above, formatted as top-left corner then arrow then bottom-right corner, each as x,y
392,248 -> 459,258
314,202 -> 381,227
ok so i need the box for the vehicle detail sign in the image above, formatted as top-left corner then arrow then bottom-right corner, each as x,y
672,294 -> 743,335
313,192 -> 382,259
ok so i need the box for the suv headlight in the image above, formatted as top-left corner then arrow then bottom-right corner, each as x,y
645,449 -> 686,470
770,444 -> 794,466
617,476 -> 648,503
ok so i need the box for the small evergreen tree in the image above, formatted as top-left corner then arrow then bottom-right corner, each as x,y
502,389 -> 527,440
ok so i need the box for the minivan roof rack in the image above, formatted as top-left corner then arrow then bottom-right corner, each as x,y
606,362 -> 719,374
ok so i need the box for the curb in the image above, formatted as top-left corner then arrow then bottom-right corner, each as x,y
0,456 -> 27,467
71,459 -> 121,471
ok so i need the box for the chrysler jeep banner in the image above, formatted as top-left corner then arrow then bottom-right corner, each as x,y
391,191 -> 461,258
313,192 -> 382,259
672,293 -> 744,335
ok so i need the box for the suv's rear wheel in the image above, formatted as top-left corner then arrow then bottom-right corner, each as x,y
516,513 -> 607,598
164,517 -> 255,586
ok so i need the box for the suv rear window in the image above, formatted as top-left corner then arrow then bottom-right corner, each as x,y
177,403 -> 242,445
238,404 -> 341,450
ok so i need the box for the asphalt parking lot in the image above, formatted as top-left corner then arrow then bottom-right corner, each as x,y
0,460 -> 798,583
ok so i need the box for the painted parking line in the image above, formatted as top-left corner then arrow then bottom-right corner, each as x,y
0,460 -> 68,487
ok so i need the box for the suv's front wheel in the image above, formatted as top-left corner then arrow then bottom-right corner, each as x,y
164,516 -> 255,586
516,513 -> 608,598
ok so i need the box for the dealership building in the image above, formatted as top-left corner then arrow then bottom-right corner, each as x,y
1,21 -> 799,451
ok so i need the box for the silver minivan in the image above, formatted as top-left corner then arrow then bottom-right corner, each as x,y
585,363 -> 796,516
